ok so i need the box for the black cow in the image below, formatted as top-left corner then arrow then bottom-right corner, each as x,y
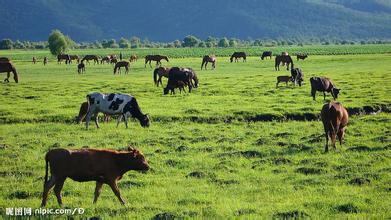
291,68 -> 304,86
261,51 -> 272,60
164,67 -> 196,95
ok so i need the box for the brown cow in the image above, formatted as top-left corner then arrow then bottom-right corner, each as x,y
310,77 -> 340,100
129,54 -> 138,62
41,147 -> 149,206
76,102 -> 109,123
321,102 -> 349,152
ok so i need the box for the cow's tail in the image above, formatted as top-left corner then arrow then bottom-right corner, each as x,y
329,103 -> 341,142
153,68 -> 159,85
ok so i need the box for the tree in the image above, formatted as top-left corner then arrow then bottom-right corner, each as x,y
218,37 -> 229,47
130,37 -> 141,48
229,39 -> 237,47
13,40 -> 25,49
0,39 -> 14,49
119,38 -> 130,48
173,40 -> 182,48
48,30 -> 69,55
182,35 -> 200,47
205,36 -> 217,47
198,41 -> 206,47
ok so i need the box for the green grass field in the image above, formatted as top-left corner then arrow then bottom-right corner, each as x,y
0,47 -> 391,218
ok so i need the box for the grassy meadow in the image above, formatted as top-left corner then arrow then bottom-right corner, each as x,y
0,46 -> 391,218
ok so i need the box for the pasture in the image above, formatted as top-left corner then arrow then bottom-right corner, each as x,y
0,48 -> 391,218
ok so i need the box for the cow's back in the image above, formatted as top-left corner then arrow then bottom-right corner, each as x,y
311,77 -> 330,92
168,68 -> 190,82
321,102 -> 348,129
47,148 -> 120,181
87,92 -> 133,114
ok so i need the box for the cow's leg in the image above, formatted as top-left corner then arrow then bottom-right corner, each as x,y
331,132 -> 337,150
94,113 -> 100,128
54,178 -> 66,206
85,110 -> 94,129
108,181 -> 125,205
93,181 -> 103,203
337,127 -> 345,146
123,114 -> 129,128
117,115 -> 123,128
324,131 -> 329,153
41,176 -> 56,207
149,60 -> 152,68
323,92 -> 326,100
311,89 -> 316,101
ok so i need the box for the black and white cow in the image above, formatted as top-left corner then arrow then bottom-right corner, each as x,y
85,93 -> 150,129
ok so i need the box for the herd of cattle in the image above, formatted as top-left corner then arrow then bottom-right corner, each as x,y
1,51 -> 349,206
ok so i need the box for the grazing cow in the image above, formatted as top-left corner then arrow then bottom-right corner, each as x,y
261,51 -> 272,60
164,67 -> 198,95
43,57 -> 48,66
77,62 -> 85,74
297,54 -> 308,61
41,147 -> 149,206
81,55 -> 100,65
310,77 -> 340,101
101,56 -> 111,64
76,102 -> 109,124
321,102 -> 348,152
296,54 -> 308,61
129,54 -> 138,62
275,54 -> 294,71
113,61 -> 129,74
201,55 -> 216,70
111,58 -> 118,65
276,76 -> 294,88
145,55 -> 169,68
230,52 -> 246,63
69,55 -> 80,64
57,54 -> 70,64
0,60 -> 19,83
32,57 -> 37,64
291,68 -> 304,86
85,93 -> 150,129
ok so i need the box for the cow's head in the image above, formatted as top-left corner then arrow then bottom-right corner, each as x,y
127,147 -> 149,171
332,88 -> 340,99
163,87 -> 171,95
140,114 -> 150,127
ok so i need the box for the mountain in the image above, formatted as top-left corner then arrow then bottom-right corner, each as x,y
0,0 -> 390,42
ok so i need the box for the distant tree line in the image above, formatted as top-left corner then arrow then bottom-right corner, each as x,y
1,34 -> 390,50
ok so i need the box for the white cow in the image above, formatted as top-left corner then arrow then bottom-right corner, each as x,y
85,92 -> 150,129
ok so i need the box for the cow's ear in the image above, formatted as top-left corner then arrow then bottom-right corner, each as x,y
128,146 -> 134,151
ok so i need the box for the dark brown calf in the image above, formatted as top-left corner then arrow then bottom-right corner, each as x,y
170,80 -> 187,94
321,102 -> 349,152
76,102 -> 110,123
41,147 -> 149,206
276,75 -> 293,88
